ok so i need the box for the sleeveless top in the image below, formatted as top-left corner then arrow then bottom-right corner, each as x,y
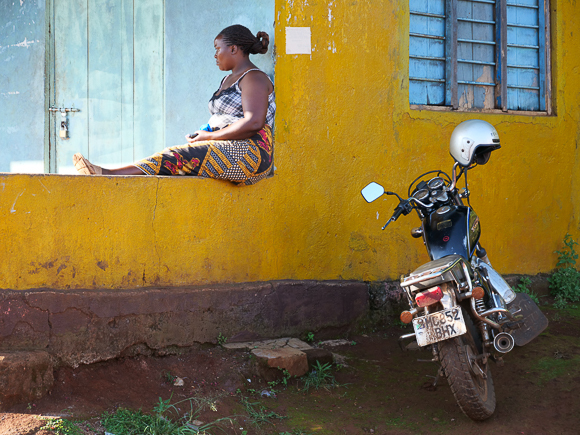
207,68 -> 275,130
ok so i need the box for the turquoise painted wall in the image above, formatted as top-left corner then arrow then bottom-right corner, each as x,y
0,0 -> 46,173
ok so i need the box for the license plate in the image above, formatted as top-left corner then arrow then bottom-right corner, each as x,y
412,307 -> 467,347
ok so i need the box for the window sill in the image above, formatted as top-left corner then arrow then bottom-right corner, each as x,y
410,105 -> 552,117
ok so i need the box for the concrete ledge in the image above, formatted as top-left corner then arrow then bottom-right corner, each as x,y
0,280 -> 369,367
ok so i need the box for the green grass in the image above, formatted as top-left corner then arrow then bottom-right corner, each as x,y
238,395 -> 286,426
101,394 -> 231,435
385,416 -> 420,431
550,234 -> 580,307
217,333 -> 227,346
527,355 -> 580,386
512,276 -> 540,304
300,361 -> 341,393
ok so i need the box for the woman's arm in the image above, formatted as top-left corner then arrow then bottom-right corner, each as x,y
186,71 -> 272,143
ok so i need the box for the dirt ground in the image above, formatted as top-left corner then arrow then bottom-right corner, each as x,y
1,303 -> 579,435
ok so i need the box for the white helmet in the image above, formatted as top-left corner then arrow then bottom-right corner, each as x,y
449,120 -> 501,167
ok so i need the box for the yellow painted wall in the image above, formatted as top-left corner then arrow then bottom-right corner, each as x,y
1,0 -> 579,290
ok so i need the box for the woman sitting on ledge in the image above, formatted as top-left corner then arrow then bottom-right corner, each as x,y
73,24 -> 275,186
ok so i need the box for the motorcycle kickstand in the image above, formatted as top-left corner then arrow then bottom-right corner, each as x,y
425,366 -> 445,389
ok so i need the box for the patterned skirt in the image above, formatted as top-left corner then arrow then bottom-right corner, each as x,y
134,126 -> 273,186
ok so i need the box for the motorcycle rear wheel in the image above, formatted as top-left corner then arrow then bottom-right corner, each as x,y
438,314 -> 496,421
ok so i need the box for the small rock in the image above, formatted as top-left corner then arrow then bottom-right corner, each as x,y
318,339 -> 351,347
186,420 -> 204,430
332,353 -> 348,366
173,377 -> 184,387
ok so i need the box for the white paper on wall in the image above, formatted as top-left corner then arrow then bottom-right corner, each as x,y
285,27 -> 311,55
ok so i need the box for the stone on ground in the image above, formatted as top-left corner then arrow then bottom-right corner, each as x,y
224,337 -> 344,380
251,347 -> 309,378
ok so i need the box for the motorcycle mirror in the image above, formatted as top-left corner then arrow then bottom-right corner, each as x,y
361,182 -> 385,203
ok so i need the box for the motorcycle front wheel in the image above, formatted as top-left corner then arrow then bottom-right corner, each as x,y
438,313 -> 496,421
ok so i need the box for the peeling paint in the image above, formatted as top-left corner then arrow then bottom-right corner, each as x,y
328,1 -> 334,23
10,189 -> 25,214
0,37 -> 39,49
37,179 -> 50,193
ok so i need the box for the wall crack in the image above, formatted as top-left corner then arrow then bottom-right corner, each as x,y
151,178 -> 162,283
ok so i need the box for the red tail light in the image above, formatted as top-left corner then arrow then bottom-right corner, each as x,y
415,286 -> 443,307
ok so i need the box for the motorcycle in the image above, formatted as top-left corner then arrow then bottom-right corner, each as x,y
361,120 -> 548,421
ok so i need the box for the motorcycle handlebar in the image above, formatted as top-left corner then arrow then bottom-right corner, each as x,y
382,203 -> 406,230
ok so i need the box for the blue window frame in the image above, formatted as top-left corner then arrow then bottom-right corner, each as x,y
409,0 -> 551,112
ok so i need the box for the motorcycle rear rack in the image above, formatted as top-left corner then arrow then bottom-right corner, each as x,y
400,255 -> 471,293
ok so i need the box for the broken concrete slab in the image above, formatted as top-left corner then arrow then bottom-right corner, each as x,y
225,337 -> 339,380
223,337 -> 312,352
226,337 -> 313,380
0,351 -> 54,410
251,347 -> 309,379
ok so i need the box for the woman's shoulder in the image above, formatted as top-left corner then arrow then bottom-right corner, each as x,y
238,69 -> 273,91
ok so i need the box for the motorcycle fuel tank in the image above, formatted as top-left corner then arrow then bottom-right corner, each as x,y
424,205 -> 480,261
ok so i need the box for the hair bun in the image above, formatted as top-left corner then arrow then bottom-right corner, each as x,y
218,25 -> 269,55
253,31 -> 269,54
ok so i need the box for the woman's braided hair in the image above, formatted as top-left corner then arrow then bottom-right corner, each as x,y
217,24 -> 269,55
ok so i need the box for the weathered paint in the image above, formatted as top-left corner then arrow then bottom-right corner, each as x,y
0,0 -> 45,173
0,0 -> 579,290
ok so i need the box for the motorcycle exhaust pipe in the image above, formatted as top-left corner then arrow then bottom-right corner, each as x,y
493,332 -> 515,353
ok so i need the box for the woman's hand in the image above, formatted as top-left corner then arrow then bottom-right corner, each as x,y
185,130 -> 213,143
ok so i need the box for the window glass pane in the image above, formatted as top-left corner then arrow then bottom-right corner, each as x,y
506,0 -> 541,110
410,0 -> 445,14
457,0 -> 496,109
409,0 -> 446,105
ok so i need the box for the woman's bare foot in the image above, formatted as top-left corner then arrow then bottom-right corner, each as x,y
73,153 -> 103,175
